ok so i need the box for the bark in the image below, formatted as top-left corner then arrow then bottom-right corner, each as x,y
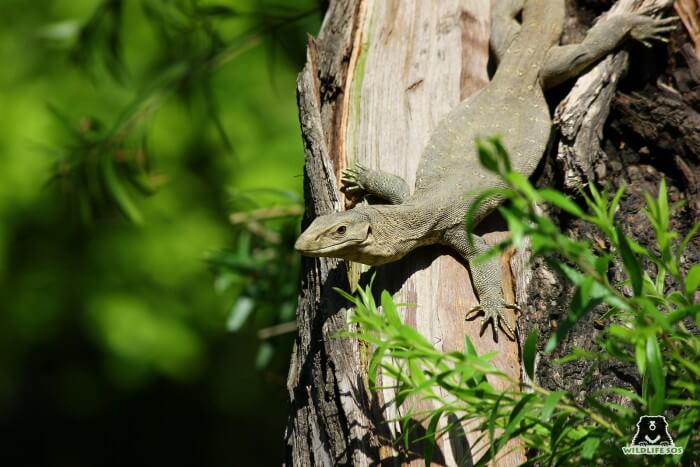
523,0 -> 700,408
284,0 -> 700,465
285,1 -> 524,464
554,0 -> 674,191
283,3 -> 379,465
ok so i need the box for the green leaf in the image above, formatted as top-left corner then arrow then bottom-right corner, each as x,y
227,296 -> 255,331
255,342 -> 274,369
523,331 -> 538,381
490,136 -> 512,172
333,287 -> 357,304
424,411 -> 441,466
608,185 -> 626,221
381,290 -> 402,328
500,394 -> 536,450
667,291 -> 690,307
550,413 -> 570,450
676,221 -> 700,263
464,335 -> 477,356
40,20 -> 82,41
100,155 -> 143,224
475,136 -> 512,175
476,139 -> 499,173
538,188 -> 584,217
635,339 -> 646,376
581,435 -> 600,460
499,207 -> 525,246
604,387 -> 644,404
594,253 -> 611,277
645,334 -> 665,415
685,264 -> 700,296
464,187 -> 508,236
657,178 -> 669,223
545,278 -> 602,353
505,171 -> 538,202
540,391 -> 564,422
616,227 -> 642,296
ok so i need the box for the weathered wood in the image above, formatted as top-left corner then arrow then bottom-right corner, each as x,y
284,0 -> 528,465
343,1 -> 524,465
554,0 -> 674,190
675,0 -> 700,58
283,3 -> 382,466
285,0 -> 689,464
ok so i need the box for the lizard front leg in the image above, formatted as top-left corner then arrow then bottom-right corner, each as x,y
444,225 -> 518,340
341,164 -> 411,205
541,11 -> 677,89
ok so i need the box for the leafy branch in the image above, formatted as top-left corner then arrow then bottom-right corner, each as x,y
339,136 -> 699,465
44,0 -> 319,223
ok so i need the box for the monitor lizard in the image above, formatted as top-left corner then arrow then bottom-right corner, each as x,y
294,0 -> 675,339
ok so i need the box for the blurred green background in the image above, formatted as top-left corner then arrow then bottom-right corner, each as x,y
0,0 -> 320,465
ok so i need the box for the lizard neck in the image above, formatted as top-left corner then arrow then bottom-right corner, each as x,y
354,203 -> 440,265
491,0 -> 565,87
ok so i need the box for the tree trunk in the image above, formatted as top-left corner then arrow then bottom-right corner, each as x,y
284,1 -> 524,464
525,0 -> 700,413
283,0 -> 699,465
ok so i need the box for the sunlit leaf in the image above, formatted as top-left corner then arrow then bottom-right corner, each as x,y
616,227 -> 642,296
645,334 -> 665,415
227,296 -> 255,331
540,391 -> 564,422
580,435 -> 600,460
685,265 -> 700,296
539,188 -> 584,217
255,342 -> 274,369
523,331 -> 537,381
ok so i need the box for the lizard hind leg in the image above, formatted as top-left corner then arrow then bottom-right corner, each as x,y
341,163 -> 411,205
443,226 -> 518,340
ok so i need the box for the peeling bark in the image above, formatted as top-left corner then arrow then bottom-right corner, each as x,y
554,0 -> 674,191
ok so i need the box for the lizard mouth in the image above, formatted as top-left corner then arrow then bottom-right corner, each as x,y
294,238 -> 362,255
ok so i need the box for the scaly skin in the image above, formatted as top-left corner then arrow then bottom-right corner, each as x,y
295,0 -> 676,339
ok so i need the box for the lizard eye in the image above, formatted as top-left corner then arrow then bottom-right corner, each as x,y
336,225 -> 347,235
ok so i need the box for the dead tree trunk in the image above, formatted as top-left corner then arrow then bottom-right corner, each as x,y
284,1 -> 524,465
283,0 -> 699,465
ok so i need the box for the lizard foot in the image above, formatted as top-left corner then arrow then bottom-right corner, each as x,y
626,14 -> 678,48
341,164 -> 369,197
465,298 -> 519,341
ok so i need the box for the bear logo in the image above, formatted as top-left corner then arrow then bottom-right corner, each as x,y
631,416 -> 674,446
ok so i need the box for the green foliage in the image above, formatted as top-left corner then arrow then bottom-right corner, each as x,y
0,0 -> 319,463
342,136 -> 699,464
207,189 -> 302,368
41,0 -> 318,223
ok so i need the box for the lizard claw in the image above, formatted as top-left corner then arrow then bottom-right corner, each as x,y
465,298 -> 519,340
627,14 -> 678,47
341,163 -> 369,196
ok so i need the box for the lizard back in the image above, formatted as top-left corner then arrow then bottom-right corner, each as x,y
412,0 -> 565,220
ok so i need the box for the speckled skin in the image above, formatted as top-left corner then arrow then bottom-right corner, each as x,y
295,0 -> 676,338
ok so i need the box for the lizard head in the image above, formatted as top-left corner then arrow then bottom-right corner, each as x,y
295,209 -> 374,262
294,206 -> 395,265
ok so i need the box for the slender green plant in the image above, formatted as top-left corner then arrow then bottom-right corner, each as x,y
207,189 -> 302,368
44,0 -> 319,223
339,137 -> 699,465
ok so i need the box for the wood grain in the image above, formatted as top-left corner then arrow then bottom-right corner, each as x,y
344,1 -> 525,464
